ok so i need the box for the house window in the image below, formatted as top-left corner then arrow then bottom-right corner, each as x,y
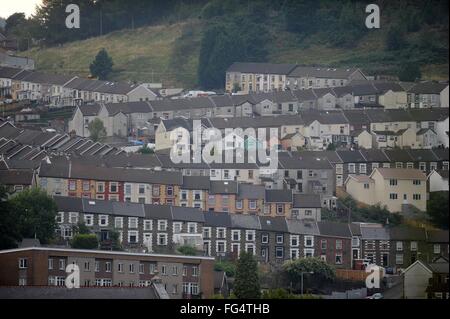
413,194 -> 421,200
276,204 -> 284,215
187,222 -> 197,234
395,254 -> 403,265
19,258 -> 28,269
138,184 -> 145,195
128,217 -> 138,229
166,186 -> 173,196
48,258 -> 53,270
389,193 -> 398,200
249,200 -> 257,210
56,212 -> 64,223
158,220 -> 167,231
232,230 -> 240,241
69,212 -> 79,224
96,182 -> 105,193
84,214 -> 94,226
157,233 -> 168,246
359,164 -> 367,174
99,215 -> 109,226
115,217 -> 123,229
276,234 -> 284,244
217,228 -> 226,239
348,163 -> 356,173
246,230 -> 255,242
434,244 -> 441,254
69,180 -> 77,191
203,227 -> 211,239
336,240 -> 343,250
261,233 -> 269,244
396,241 -> 403,251
413,180 -> 421,185
235,200 -> 243,210
304,236 -> 314,247
144,220 -> 152,231
410,241 -> 418,251
290,235 -> 299,247
109,182 -> 118,193
216,241 -> 226,253
389,179 -> 398,186
128,231 -> 138,244
59,259 -> 65,270
276,247 -> 284,259
335,253 -> 342,264
321,240 -> 327,250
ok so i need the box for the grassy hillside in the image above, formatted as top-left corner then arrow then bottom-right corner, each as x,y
23,19 -> 448,89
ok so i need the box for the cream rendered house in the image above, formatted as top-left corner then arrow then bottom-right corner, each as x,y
345,168 -> 427,213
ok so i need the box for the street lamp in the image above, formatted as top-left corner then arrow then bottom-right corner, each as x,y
301,271 -> 314,296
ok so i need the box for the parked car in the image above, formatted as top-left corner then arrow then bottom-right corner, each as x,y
366,293 -> 383,299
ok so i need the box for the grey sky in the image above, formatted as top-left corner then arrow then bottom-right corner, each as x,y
1,0 -> 42,19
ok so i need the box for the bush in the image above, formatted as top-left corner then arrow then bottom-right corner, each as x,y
177,245 -> 198,256
214,260 -> 237,277
71,234 -> 98,249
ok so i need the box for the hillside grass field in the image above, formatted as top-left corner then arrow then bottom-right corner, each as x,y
23,19 -> 449,89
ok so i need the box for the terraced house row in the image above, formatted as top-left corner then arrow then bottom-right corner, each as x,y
0,66 -> 158,106
155,108 -> 449,151
37,158 -> 323,218
52,196 -> 449,271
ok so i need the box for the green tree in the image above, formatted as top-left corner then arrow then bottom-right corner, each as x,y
88,118 -> 107,142
398,63 -> 422,82
71,233 -> 99,249
8,188 -> 58,245
90,48 -> 114,80
427,191 -> 449,229
0,186 -> 21,249
74,222 -> 91,235
177,245 -> 198,256
214,260 -> 237,277
385,25 -> 406,51
139,146 -> 154,154
282,257 -> 335,292
109,229 -> 123,251
234,252 -> 261,299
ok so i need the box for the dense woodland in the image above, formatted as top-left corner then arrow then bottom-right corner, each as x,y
1,0 -> 448,89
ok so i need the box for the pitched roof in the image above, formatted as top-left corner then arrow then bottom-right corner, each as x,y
360,225 -> 390,240
286,220 -> 320,235
373,168 -> 427,180
288,66 -> 361,79
237,184 -> 265,200
0,169 -> 33,185
408,81 -> 448,94
389,226 -> 426,240
227,62 -> 297,75
265,189 -> 292,203
78,104 -> 101,116
171,206 -> 205,223
181,176 -> 210,190
317,221 -> 352,238
259,216 -> 288,232
427,230 -> 449,243
230,214 -> 261,230
204,212 -> 232,227
292,194 -> 321,208
209,181 -> 238,194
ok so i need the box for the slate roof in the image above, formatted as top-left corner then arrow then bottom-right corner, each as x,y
374,168 -> 427,180
286,220 -> 320,235
259,216 -> 288,232
0,169 -> 33,185
181,176 -> 210,190
265,189 -> 292,203
78,104 -> 101,116
336,150 -> 366,163
360,225 -> 390,240
289,66 -> 361,79
209,181 -> 238,194
227,62 -> 297,75
408,81 -> 448,94
389,226 -> 427,240
204,212 -> 232,227
292,194 -> 321,208
427,230 -> 449,243
237,183 -> 265,200
230,214 -> 261,230
317,221 -> 352,238
171,206 -> 205,223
